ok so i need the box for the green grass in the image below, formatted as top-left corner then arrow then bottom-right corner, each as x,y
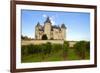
44,50 -> 64,61
67,48 -> 80,60
22,54 -> 43,63
22,50 -> 63,63
21,48 -> 90,63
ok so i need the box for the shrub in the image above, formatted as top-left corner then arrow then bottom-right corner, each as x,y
74,41 -> 90,59
21,45 -> 28,56
62,41 -> 69,59
52,44 -> 62,52
21,42 -> 70,57
86,42 -> 90,53
45,42 -> 52,54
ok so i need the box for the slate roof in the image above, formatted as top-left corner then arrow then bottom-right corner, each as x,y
44,17 -> 51,24
36,22 -> 41,27
61,23 -> 66,29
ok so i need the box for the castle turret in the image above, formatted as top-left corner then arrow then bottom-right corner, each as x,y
44,16 -> 51,24
36,22 -> 40,26
61,23 -> 66,29
61,23 -> 66,40
44,17 -> 52,39
35,22 -> 42,39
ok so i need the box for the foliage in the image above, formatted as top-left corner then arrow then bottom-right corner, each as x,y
86,41 -> 90,52
62,41 -> 69,60
74,41 -> 90,59
63,41 -> 69,51
21,35 -> 32,40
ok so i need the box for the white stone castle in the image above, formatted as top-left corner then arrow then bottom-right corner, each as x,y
35,17 -> 66,40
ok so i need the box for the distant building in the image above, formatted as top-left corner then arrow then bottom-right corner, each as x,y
35,17 -> 67,40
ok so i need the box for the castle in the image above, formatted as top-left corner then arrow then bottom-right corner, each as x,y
35,17 -> 67,40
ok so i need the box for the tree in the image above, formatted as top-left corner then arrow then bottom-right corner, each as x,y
42,34 -> 48,40
21,35 -> 30,40
21,35 -> 24,39
86,42 -> 90,53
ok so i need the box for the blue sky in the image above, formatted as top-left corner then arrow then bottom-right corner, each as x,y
21,9 -> 90,41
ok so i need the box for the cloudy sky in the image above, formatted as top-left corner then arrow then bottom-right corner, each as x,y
21,9 -> 90,41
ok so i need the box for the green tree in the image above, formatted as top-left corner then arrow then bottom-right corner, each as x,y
21,35 -> 30,40
86,42 -> 90,53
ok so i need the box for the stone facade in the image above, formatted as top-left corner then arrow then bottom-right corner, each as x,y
35,17 -> 66,40
22,40 -> 77,47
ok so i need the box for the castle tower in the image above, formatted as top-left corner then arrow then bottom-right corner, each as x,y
35,22 -> 42,39
61,23 -> 66,40
44,17 -> 52,39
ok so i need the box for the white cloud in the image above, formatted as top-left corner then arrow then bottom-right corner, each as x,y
43,14 -> 47,18
50,16 -> 55,25
51,20 -> 55,25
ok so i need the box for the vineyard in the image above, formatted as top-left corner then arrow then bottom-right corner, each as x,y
21,41 -> 90,63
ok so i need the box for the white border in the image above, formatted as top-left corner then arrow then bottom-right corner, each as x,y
16,5 -> 95,69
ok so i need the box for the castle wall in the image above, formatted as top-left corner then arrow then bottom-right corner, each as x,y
22,40 -> 77,47
53,28 -> 58,39
61,28 -> 66,40
44,23 -> 51,39
35,27 -> 66,40
22,40 -> 64,45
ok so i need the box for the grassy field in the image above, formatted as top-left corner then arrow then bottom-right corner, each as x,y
21,47 -> 90,63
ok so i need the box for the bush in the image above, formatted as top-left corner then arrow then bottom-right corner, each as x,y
45,42 -> 52,54
62,41 -> 69,60
74,41 -> 90,59
52,44 -> 62,53
86,42 -> 90,52
21,45 -> 28,56
21,42 -> 70,58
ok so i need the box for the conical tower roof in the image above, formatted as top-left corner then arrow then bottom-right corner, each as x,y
36,22 -> 41,27
61,23 -> 66,29
44,16 -> 51,23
